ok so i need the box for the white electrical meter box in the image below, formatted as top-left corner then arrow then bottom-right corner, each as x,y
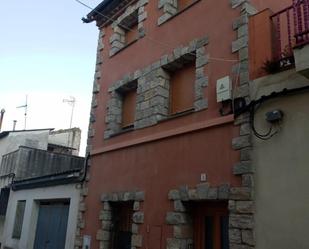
216,76 -> 232,102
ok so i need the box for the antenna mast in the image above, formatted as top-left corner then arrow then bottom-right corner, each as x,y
16,95 -> 28,130
63,96 -> 76,128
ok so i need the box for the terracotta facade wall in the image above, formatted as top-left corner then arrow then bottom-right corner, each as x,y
92,0 -> 239,150
79,0 -> 295,248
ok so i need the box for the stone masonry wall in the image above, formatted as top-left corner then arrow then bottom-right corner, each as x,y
165,183 -> 255,249
230,0 -> 257,249
105,36 -> 209,138
75,1 -> 259,248
74,28 -> 104,249
164,1 -> 258,248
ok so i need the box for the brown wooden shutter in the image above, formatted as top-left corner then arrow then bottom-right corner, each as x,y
125,24 -> 138,45
178,0 -> 194,11
170,63 -> 195,115
122,90 -> 137,128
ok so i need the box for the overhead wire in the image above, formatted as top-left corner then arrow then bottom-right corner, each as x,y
74,0 -> 239,63
76,0 -> 242,126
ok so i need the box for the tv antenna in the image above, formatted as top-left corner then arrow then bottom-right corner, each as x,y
63,96 -> 76,128
16,95 -> 28,130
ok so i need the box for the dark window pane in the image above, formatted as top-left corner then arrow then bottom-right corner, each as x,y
205,216 -> 214,249
0,188 -> 10,216
220,216 -> 229,249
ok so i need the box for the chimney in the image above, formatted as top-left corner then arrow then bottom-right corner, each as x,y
0,109 -> 5,132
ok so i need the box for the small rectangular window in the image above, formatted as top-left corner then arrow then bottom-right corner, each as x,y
0,188 -> 10,216
121,89 -> 137,129
12,200 -> 26,239
169,63 -> 195,115
120,10 -> 139,45
119,81 -> 137,129
178,0 -> 195,11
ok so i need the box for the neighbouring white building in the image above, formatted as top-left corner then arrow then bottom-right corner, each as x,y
0,128 -> 85,249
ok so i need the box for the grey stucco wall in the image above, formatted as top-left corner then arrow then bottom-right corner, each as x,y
0,130 -> 50,168
48,128 -> 81,156
0,146 -> 84,180
251,70 -> 309,249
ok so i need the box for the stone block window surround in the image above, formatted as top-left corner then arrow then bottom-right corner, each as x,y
97,191 -> 145,249
109,0 -> 149,57
158,0 -> 201,25
105,36 -> 209,139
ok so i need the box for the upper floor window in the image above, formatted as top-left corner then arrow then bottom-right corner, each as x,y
169,62 -> 196,115
121,10 -> 139,45
104,36 -> 209,139
109,0 -> 148,56
158,0 -> 199,25
120,83 -> 137,129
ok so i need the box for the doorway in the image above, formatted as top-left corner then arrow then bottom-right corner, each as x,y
33,201 -> 70,249
193,201 -> 229,249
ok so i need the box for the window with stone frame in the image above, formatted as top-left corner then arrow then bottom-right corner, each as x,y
168,61 -> 196,115
99,191 -> 145,248
120,10 -> 139,45
105,80 -> 138,138
119,81 -> 138,129
158,0 -> 199,25
110,202 -> 134,249
109,0 -> 148,57
105,36 -> 209,139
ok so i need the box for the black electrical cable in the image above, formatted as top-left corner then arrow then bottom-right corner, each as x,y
235,85 -> 309,117
249,102 -> 280,140
250,105 -> 273,137
234,85 -> 309,140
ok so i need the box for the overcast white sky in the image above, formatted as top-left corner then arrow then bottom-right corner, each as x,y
0,0 -> 103,156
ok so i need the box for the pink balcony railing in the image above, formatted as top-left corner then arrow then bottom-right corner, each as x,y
271,0 -> 309,62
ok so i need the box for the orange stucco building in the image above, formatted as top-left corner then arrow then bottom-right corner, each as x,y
76,0 -> 296,249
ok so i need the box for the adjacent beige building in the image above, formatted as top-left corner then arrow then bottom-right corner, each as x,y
250,68 -> 309,249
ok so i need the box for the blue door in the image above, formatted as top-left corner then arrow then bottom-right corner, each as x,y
33,202 -> 70,249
